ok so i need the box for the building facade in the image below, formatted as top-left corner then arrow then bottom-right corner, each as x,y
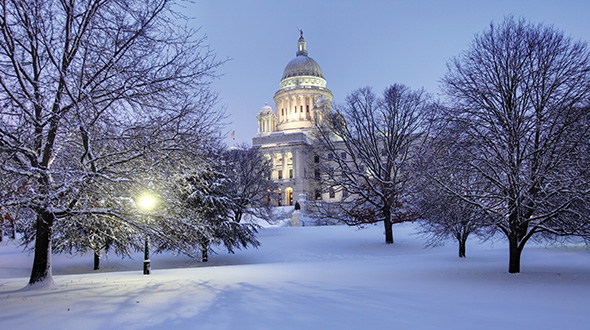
252,32 -> 333,207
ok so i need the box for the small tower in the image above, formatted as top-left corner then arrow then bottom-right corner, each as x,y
256,103 -> 276,136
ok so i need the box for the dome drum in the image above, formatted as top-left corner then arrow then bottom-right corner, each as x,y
279,76 -> 327,90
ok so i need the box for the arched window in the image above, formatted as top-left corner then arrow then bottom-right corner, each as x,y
285,187 -> 294,206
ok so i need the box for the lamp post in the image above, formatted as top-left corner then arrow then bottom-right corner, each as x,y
138,193 -> 156,275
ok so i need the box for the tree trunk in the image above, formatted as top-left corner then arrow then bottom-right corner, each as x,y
383,214 -> 394,244
508,235 -> 522,274
201,243 -> 208,262
94,250 -> 100,270
10,219 -> 15,239
458,238 -> 466,258
457,233 -> 468,258
29,211 -> 54,285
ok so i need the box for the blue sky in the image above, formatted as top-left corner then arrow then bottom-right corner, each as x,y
187,0 -> 590,145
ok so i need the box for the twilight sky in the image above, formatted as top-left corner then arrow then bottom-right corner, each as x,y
187,0 -> 590,145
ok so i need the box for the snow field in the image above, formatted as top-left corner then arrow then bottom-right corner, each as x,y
1,223 -> 590,329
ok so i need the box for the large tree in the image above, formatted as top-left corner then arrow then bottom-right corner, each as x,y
0,0 -> 223,285
314,85 -> 432,244
441,17 -> 590,273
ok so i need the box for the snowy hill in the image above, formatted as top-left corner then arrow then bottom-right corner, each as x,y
1,223 -> 590,330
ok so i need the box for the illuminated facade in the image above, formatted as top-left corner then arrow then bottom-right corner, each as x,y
252,32 -> 333,206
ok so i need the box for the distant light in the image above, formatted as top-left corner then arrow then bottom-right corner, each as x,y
138,193 -> 156,211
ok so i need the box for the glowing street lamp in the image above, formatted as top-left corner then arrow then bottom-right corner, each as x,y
137,192 -> 156,275
138,194 -> 156,212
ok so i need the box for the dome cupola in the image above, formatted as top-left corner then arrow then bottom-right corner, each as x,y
259,102 -> 274,115
281,30 -> 324,80
296,33 -> 308,56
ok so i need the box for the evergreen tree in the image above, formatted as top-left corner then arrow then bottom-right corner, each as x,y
155,162 -> 260,262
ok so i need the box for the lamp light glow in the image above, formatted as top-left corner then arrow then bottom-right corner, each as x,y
138,193 -> 156,211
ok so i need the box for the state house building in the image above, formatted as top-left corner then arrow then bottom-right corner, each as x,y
252,32 -> 337,207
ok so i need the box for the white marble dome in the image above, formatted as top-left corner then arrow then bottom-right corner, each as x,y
281,34 -> 324,80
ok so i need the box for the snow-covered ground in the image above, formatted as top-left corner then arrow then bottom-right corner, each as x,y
1,222 -> 590,330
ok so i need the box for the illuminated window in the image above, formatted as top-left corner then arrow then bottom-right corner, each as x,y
315,190 -> 321,200
286,188 -> 293,206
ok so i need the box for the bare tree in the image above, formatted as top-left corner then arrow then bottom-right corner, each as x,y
314,85 -> 432,244
220,144 -> 277,224
0,0 -> 224,285
441,16 -> 590,273
416,135 -> 489,258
